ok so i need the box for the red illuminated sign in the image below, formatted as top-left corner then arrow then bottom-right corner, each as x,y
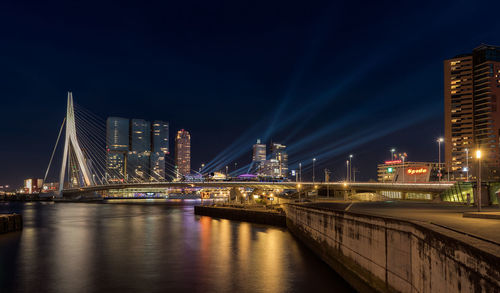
385,160 -> 402,164
406,168 -> 428,175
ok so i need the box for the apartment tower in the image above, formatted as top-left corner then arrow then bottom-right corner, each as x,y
444,44 -> 500,181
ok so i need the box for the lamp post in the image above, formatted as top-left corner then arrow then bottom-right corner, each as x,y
349,154 -> 353,182
297,184 -> 302,201
390,148 -> 396,161
312,158 -> 316,184
465,148 -> 469,182
225,165 -> 228,177
401,154 -> 406,183
476,149 -> 482,212
299,163 -> 302,182
324,169 -> 330,198
437,137 -> 444,182
346,160 -> 349,182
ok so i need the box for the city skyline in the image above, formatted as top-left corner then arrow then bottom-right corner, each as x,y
2,2 -> 500,293
2,1 -> 500,186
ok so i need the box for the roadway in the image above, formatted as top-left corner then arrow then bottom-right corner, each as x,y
304,201 -> 500,245
62,181 -> 455,194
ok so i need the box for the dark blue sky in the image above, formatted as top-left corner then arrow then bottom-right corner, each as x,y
1,0 -> 500,186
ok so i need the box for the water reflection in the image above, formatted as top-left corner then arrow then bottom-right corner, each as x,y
0,202 -> 352,293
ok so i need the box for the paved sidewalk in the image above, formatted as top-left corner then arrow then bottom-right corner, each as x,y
463,211 -> 500,220
308,201 -> 500,244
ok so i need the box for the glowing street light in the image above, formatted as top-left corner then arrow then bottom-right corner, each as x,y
346,160 -> 349,182
401,153 -> 406,183
299,162 -> 302,182
476,149 -> 482,212
312,158 -> 317,184
464,148 -> 469,182
349,154 -> 353,182
437,137 -> 444,182
390,148 -> 396,160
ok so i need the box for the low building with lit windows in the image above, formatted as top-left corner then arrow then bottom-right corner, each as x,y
377,160 -> 444,183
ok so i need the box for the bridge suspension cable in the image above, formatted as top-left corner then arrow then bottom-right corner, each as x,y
43,118 -> 66,185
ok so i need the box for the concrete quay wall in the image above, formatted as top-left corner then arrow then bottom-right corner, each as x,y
194,206 -> 287,227
0,214 -> 23,234
284,204 -> 500,293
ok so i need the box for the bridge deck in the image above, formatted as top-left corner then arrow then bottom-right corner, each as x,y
63,181 -> 455,194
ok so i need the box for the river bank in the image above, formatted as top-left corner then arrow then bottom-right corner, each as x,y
194,205 -> 287,227
0,214 -> 22,234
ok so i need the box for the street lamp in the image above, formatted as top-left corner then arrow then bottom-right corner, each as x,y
401,154 -> 406,183
299,162 -> 302,182
324,169 -> 330,198
476,149 -> 482,212
312,158 -> 316,184
464,148 -> 469,182
349,154 -> 353,182
297,184 -> 302,201
346,160 -> 349,182
390,148 -> 396,161
437,137 -> 444,182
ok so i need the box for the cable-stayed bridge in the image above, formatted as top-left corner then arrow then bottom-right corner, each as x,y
46,93 -> 454,199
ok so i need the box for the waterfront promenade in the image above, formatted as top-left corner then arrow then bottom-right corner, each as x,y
308,201 -> 500,244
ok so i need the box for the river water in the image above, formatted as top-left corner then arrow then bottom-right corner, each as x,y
0,201 -> 352,293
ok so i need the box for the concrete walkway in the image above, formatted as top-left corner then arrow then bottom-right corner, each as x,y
463,211 -> 500,220
307,201 -> 500,245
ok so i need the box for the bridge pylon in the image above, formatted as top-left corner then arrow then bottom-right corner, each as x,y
58,92 -> 94,195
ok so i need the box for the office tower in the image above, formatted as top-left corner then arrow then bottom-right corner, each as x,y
444,44 -> 500,180
175,129 -> 191,177
261,159 -> 280,178
252,139 -> 266,174
106,117 -> 129,182
150,121 -> 169,180
252,139 -> 266,162
129,119 -> 151,181
271,143 -> 288,178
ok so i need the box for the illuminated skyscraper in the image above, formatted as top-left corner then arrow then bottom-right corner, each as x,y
175,129 -> 191,177
271,143 -> 288,178
444,44 -> 500,180
129,119 -> 151,181
150,121 -> 169,180
252,139 -> 266,162
106,117 -> 129,182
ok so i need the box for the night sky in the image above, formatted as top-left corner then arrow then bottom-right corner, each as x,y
1,0 -> 500,187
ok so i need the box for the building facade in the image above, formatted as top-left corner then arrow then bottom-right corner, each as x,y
271,143 -> 288,178
151,121 -> 169,180
377,160 -> 443,183
252,139 -> 266,162
106,117 -> 169,182
255,142 -> 288,179
444,45 -> 500,181
106,117 -> 129,182
175,129 -> 191,177
252,139 -> 266,173
128,119 -> 151,181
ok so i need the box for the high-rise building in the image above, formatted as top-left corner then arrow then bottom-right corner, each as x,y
129,119 -> 151,181
271,143 -> 288,178
106,117 -> 169,182
261,159 -> 281,177
175,129 -> 191,177
252,139 -> 266,162
151,121 -> 169,180
106,117 -> 129,182
252,139 -> 266,173
444,44 -> 500,181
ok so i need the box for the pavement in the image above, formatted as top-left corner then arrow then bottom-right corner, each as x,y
304,200 -> 500,245
463,211 -> 500,220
